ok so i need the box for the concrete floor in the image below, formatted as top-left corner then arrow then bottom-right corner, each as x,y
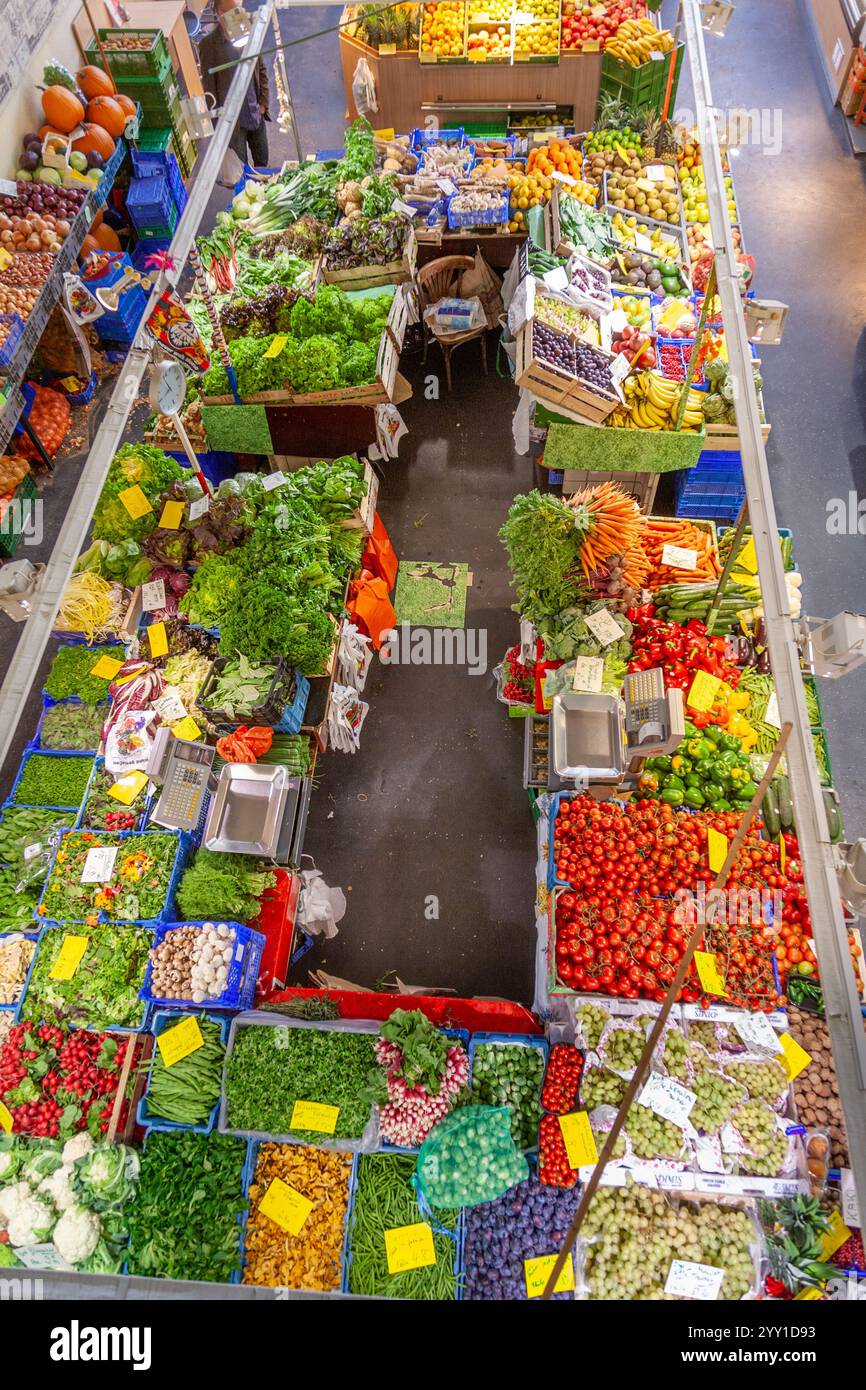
1,0 -> 865,1004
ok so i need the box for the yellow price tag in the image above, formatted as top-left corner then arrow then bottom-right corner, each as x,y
695,949 -> 728,997
707,826 -> 728,874
290,1099 -> 340,1134
738,537 -> 758,574
779,832 -> 786,874
558,1110 -> 598,1169
819,1206 -> 851,1260
582,38 -> 601,51
171,716 -> 203,742
0,1101 -> 12,1134
0,246 -> 12,270
524,1254 -> 575,1298
263,334 -> 288,359
687,671 -> 722,713
374,127 -> 395,140
118,485 -> 153,520
384,1222 -> 436,1274
59,375 -> 83,392
794,1286 -> 823,1301
147,621 -> 168,658
259,1178 -> 314,1237
89,654 -> 124,681
158,499 -> 185,530
49,935 -> 89,981
108,770 -> 148,806
778,1031 -> 812,1082
157,1015 -> 204,1068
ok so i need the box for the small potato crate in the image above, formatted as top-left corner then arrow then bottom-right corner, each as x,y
515,321 -> 622,427
139,921 -> 266,1012
321,222 -> 417,291
86,28 -> 172,80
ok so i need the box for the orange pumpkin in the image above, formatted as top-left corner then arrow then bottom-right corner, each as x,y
41,86 -> 85,135
86,96 -> 127,139
72,123 -> 116,162
93,223 -> 121,252
79,234 -> 99,262
90,210 -> 103,231
113,94 -> 137,117
77,65 -> 116,100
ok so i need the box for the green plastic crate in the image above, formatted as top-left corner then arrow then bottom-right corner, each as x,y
599,43 -> 684,112
0,474 -> 38,559
85,29 -> 172,81
131,202 -> 179,242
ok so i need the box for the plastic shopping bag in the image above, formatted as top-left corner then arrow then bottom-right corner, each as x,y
327,684 -> 369,754
352,56 -> 378,115
297,868 -> 346,939
337,622 -> 374,693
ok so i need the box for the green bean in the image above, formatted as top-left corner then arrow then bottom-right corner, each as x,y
348,1155 -> 459,1301
143,1015 -> 227,1125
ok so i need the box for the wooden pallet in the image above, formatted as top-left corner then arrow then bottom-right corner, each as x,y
515,321 -> 621,426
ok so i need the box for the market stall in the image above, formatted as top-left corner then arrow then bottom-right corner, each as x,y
0,0 -> 863,1309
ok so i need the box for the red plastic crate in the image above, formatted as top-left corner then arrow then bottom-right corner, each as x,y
248,867 -> 300,999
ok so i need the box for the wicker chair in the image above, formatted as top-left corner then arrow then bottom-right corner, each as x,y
416,255 -> 489,391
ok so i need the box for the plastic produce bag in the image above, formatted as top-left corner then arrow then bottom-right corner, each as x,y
337,623 -> 373,693
415,1105 -> 529,1209
352,56 -> 378,115
297,868 -> 346,940
327,683 -> 369,754
423,296 -> 485,334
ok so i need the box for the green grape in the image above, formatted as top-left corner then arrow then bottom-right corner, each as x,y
663,1031 -> 690,1082
725,1059 -> 788,1104
577,1002 -> 609,1051
625,1103 -> 685,1160
690,1071 -> 748,1134
581,1065 -> 627,1110
737,1129 -> 788,1177
689,1021 -> 719,1050
605,1027 -> 645,1073
592,1125 -> 626,1160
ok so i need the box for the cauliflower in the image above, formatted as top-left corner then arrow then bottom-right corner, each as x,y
62,1134 -> 95,1166
0,1180 -> 29,1225
52,1205 -> 100,1267
6,1192 -> 56,1247
39,1164 -> 78,1213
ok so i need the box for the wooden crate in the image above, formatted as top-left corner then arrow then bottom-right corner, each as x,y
561,469 -> 659,511
514,321 -> 620,427
702,417 -> 772,450
321,223 -> 417,291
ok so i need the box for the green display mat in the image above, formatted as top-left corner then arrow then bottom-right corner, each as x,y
394,562 -> 469,628
200,404 -> 274,454
543,419 -> 706,474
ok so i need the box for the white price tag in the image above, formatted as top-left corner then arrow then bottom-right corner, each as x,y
634,232 -> 653,253
14,1244 -> 73,1271
550,169 -> 577,187
81,846 -> 118,883
436,178 -> 457,196
542,266 -> 568,293
23,841 -> 43,862
661,544 -> 698,571
0,178 -> 18,198
732,1012 -> 783,1053
572,655 -> 604,693
392,199 -> 418,219
262,471 -> 286,492
655,1171 -> 693,1190
841,1169 -> 861,1229
649,50 -> 665,60
645,164 -> 667,182
638,1074 -> 696,1128
609,353 -> 631,385
141,579 -> 166,612
189,494 -> 211,522
153,688 -> 188,725
763,689 -> 781,728
664,1259 -> 725,1300
584,608 -> 626,648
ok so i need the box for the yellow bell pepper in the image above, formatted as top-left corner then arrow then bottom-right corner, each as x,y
726,711 -> 758,750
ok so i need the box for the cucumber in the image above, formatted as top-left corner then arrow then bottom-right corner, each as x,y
822,788 -> 842,844
776,774 -> 793,830
762,785 -> 781,838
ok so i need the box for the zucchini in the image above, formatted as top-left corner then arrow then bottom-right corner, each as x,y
762,785 -> 781,839
776,774 -> 793,830
822,788 -> 842,844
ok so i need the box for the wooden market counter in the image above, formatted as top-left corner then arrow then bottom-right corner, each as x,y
339,31 -> 602,134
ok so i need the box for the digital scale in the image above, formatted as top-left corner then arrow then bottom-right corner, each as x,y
146,729 -> 215,833
524,667 -> 685,792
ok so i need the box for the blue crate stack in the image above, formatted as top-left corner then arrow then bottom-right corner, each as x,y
88,253 -> 149,346
674,450 -> 746,523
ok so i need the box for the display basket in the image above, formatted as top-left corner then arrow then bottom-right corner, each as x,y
410,126 -> 465,151
86,28 -> 172,80
379,1027 -> 471,1155
599,43 -> 684,110
272,672 -> 311,735
322,222 -> 417,291
0,313 -> 25,369
7,749 -> 94,813
467,1031 -> 549,1151
18,923 -> 153,1032
35,827 -> 192,928
0,928 -> 42,1017
139,921 -> 266,1012
195,655 -> 293,728
239,1140 -> 357,1290
136,1008 -> 232,1133
342,1154 -> 464,1297
446,188 -> 509,229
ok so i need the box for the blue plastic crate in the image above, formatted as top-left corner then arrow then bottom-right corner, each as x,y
0,928 -> 42,1017
137,1129 -> 251,1284
137,1008 -> 231,1133
467,1032 -> 548,1151
240,1141 -> 356,1290
126,172 -> 174,228
165,449 -> 240,487
411,126 -> 464,151
18,923 -> 153,1030
313,148 -> 344,164
342,1154 -> 462,1297
380,1027 -> 471,1155
35,828 -> 192,927
232,164 -> 279,196
7,750 -> 94,813
446,187 -> 508,229
93,138 -> 126,208
28,700 -> 107,754
139,920 -> 266,1012
130,238 -> 172,273
290,928 -> 315,967
0,313 -> 25,369
273,672 -> 310,735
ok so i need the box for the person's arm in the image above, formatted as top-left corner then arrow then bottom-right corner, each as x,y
256,56 -> 271,119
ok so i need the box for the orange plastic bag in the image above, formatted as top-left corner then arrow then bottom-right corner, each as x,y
348,570 -> 396,651
362,511 -> 398,592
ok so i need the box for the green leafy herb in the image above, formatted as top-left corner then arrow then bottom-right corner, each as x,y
12,755 -> 93,810
21,920 -> 152,1030
43,646 -> 124,705
175,849 -> 274,922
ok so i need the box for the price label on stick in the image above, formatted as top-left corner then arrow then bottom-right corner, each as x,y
189,494 -> 210,523
89,654 -> 124,682
81,846 -> 118,883
141,579 -> 166,612
763,689 -> 781,728
819,1207 -> 851,1260
732,1012 -> 783,1053
550,169 -> 577,186
694,950 -> 728,997
0,1101 -> 13,1134
542,266 -> 568,293
260,1178 -> 314,1237
263,334 -> 288,359
171,716 -> 202,742
737,536 -> 758,573
559,1110 -> 598,1168
154,689 -> 187,724
385,1222 -> 436,1275
645,164 -> 667,182
290,1100 -> 339,1134
634,231 -> 653,253
639,1074 -> 696,1127
147,622 -> 168,658
664,1259 -> 725,1300
436,177 -> 457,196
50,935 -> 89,981
584,608 -> 625,648
572,655 -> 604,693
108,770 -> 148,806
779,833 -> 786,874
157,1015 -> 203,1068
661,543 -> 698,571
778,1032 -> 811,1082
525,1254 -> 575,1298
262,471 -> 286,492
841,1169 -> 861,1229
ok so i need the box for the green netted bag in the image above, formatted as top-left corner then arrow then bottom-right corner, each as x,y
415,1105 -> 529,1209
